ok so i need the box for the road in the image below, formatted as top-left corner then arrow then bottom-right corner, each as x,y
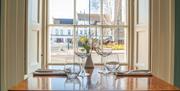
49,50 -> 127,64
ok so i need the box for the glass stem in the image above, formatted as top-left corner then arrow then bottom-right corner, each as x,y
81,57 -> 86,76
103,56 -> 106,72
101,56 -> 104,70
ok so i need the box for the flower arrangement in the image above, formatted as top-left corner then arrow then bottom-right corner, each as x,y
79,36 -> 95,68
79,36 -> 91,53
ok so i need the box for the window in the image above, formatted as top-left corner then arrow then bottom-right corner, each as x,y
57,38 -> 64,43
80,30 -> 83,35
60,29 -> 63,35
55,29 -> 59,35
68,29 -> 71,35
84,30 -> 87,35
48,0 -> 128,64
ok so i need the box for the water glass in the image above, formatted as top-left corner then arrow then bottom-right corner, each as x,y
105,54 -> 120,73
64,57 -> 81,79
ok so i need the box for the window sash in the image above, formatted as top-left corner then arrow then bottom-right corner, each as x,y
47,0 -> 129,65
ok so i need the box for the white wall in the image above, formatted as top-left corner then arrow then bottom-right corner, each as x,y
151,0 -> 175,84
1,0 -> 26,90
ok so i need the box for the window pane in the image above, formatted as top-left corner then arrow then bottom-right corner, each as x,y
102,27 -> 128,63
48,0 -> 74,24
49,26 -> 74,64
75,27 -> 102,64
76,0 -> 101,25
102,0 -> 128,25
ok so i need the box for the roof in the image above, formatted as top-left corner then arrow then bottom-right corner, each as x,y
53,18 -> 73,24
77,13 -> 101,21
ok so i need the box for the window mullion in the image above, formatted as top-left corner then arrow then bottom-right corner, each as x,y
100,0 -> 103,64
100,0 -> 103,48
73,0 -> 76,56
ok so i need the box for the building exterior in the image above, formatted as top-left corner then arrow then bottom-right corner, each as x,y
50,0 -> 125,50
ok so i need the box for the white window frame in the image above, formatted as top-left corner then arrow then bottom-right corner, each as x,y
45,0 -> 130,66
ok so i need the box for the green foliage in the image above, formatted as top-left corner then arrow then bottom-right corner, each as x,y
79,36 -> 90,53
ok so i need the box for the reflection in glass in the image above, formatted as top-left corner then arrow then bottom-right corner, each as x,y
64,78 -> 81,90
96,74 -> 117,90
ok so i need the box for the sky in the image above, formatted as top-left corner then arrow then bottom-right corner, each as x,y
48,0 -> 127,24
49,0 -> 102,23
49,0 -> 89,23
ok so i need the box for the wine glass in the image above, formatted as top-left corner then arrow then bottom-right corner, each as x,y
96,47 -> 112,74
75,36 -> 93,77
75,47 -> 91,77
96,47 -> 112,57
93,37 -> 112,74
105,54 -> 120,73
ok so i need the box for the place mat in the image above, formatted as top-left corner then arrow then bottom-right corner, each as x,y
33,69 -> 66,76
35,69 -> 58,72
117,70 -> 152,76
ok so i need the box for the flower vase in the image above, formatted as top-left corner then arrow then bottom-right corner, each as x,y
85,54 -> 94,69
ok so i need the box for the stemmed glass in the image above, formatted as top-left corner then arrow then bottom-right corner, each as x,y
75,36 -> 93,77
75,47 -> 91,77
93,40 -> 112,74
96,47 -> 112,74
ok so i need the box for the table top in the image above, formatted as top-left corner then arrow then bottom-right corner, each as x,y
9,66 -> 179,91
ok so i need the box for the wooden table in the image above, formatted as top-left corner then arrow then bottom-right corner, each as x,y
9,66 -> 179,91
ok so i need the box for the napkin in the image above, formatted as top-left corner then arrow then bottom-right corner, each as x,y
33,69 -> 66,76
117,70 -> 152,76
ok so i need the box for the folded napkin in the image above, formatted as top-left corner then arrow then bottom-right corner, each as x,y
33,69 -> 66,76
117,70 -> 152,76
35,69 -> 58,72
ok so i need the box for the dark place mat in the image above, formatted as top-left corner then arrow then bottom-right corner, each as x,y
33,69 -> 66,76
117,70 -> 152,76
